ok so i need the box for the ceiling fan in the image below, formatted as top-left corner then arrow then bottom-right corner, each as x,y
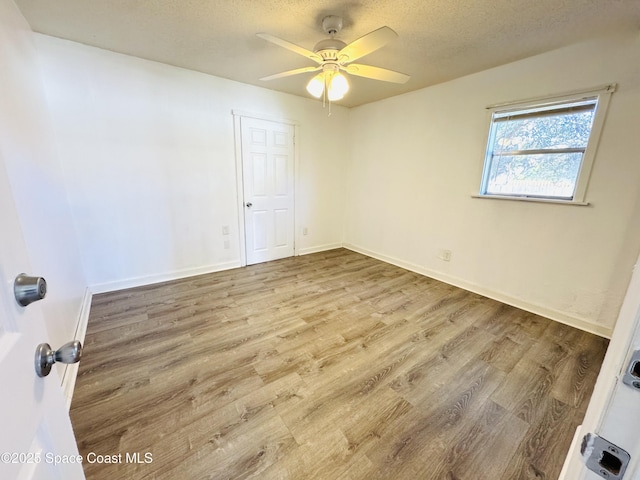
257,16 -> 410,103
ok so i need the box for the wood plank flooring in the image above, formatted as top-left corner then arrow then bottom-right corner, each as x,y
70,249 -> 609,479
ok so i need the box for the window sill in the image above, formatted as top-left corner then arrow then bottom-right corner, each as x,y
471,194 -> 590,206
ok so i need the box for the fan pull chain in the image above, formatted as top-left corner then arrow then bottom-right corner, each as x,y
322,73 -> 327,109
324,72 -> 332,116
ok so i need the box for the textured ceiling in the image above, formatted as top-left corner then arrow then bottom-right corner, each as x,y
14,0 -> 640,107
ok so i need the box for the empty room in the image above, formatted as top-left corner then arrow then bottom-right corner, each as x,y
2,0 -> 640,479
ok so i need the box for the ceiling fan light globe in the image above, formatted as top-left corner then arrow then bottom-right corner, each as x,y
327,89 -> 345,101
328,72 -> 349,99
306,74 -> 325,98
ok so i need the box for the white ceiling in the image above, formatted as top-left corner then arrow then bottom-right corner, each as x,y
14,0 -> 640,107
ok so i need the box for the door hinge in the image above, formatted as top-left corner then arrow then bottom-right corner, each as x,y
581,433 -> 630,479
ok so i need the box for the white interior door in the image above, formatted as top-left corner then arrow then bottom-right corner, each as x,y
0,157 -> 84,479
240,117 -> 295,265
561,259 -> 640,480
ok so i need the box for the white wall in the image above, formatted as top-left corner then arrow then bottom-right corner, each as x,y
35,36 -> 349,291
345,32 -> 640,336
0,0 -> 87,352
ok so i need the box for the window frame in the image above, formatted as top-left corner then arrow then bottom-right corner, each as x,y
478,85 -> 615,205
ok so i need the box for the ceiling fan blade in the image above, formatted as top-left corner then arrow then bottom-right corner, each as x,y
257,33 -> 323,64
260,66 -> 321,81
344,64 -> 410,84
337,26 -> 398,64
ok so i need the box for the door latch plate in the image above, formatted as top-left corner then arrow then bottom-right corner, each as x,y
622,350 -> 640,391
581,433 -> 630,479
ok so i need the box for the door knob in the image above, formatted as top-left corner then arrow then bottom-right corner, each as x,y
14,273 -> 47,307
245,202 -> 253,208
35,340 -> 82,377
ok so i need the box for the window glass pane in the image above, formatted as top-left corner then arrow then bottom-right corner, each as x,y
480,89 -> 613,202
485,152 -> 583,198
493,110 -> 595,152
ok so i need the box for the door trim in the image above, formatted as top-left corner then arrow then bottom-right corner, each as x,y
560,255 -> 640,479
61,287 -> 92,410
232,110 -> 300,267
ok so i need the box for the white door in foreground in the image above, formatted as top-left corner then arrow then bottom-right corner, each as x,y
241,116 -> 295,265
0,161 -> 84,480
561,259 -> 640,480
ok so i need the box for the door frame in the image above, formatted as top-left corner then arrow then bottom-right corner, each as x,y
560,255 -> 640,479
232,110 -> 300,267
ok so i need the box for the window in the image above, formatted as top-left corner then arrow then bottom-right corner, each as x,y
479,86 -> 614,203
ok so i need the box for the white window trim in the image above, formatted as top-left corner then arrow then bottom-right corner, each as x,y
476,84 -> 616,205
470,194 -> 590,206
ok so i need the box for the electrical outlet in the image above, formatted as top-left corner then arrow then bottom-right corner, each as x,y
222,225 -> 230,235
224,240 -> 230,249
303,227 -> 308,236
439,249 -> 452,262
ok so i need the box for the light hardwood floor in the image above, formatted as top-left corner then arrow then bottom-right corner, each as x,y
70,249 -> 608,479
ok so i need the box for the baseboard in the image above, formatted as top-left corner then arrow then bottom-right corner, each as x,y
558,425 -> 585,480
61,287 -> 92,411
89,261 -> 242,294
297,243 -> 344,256
343,243 -> 612,339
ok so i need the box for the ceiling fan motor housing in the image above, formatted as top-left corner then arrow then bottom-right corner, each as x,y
313,38 -> 347,60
